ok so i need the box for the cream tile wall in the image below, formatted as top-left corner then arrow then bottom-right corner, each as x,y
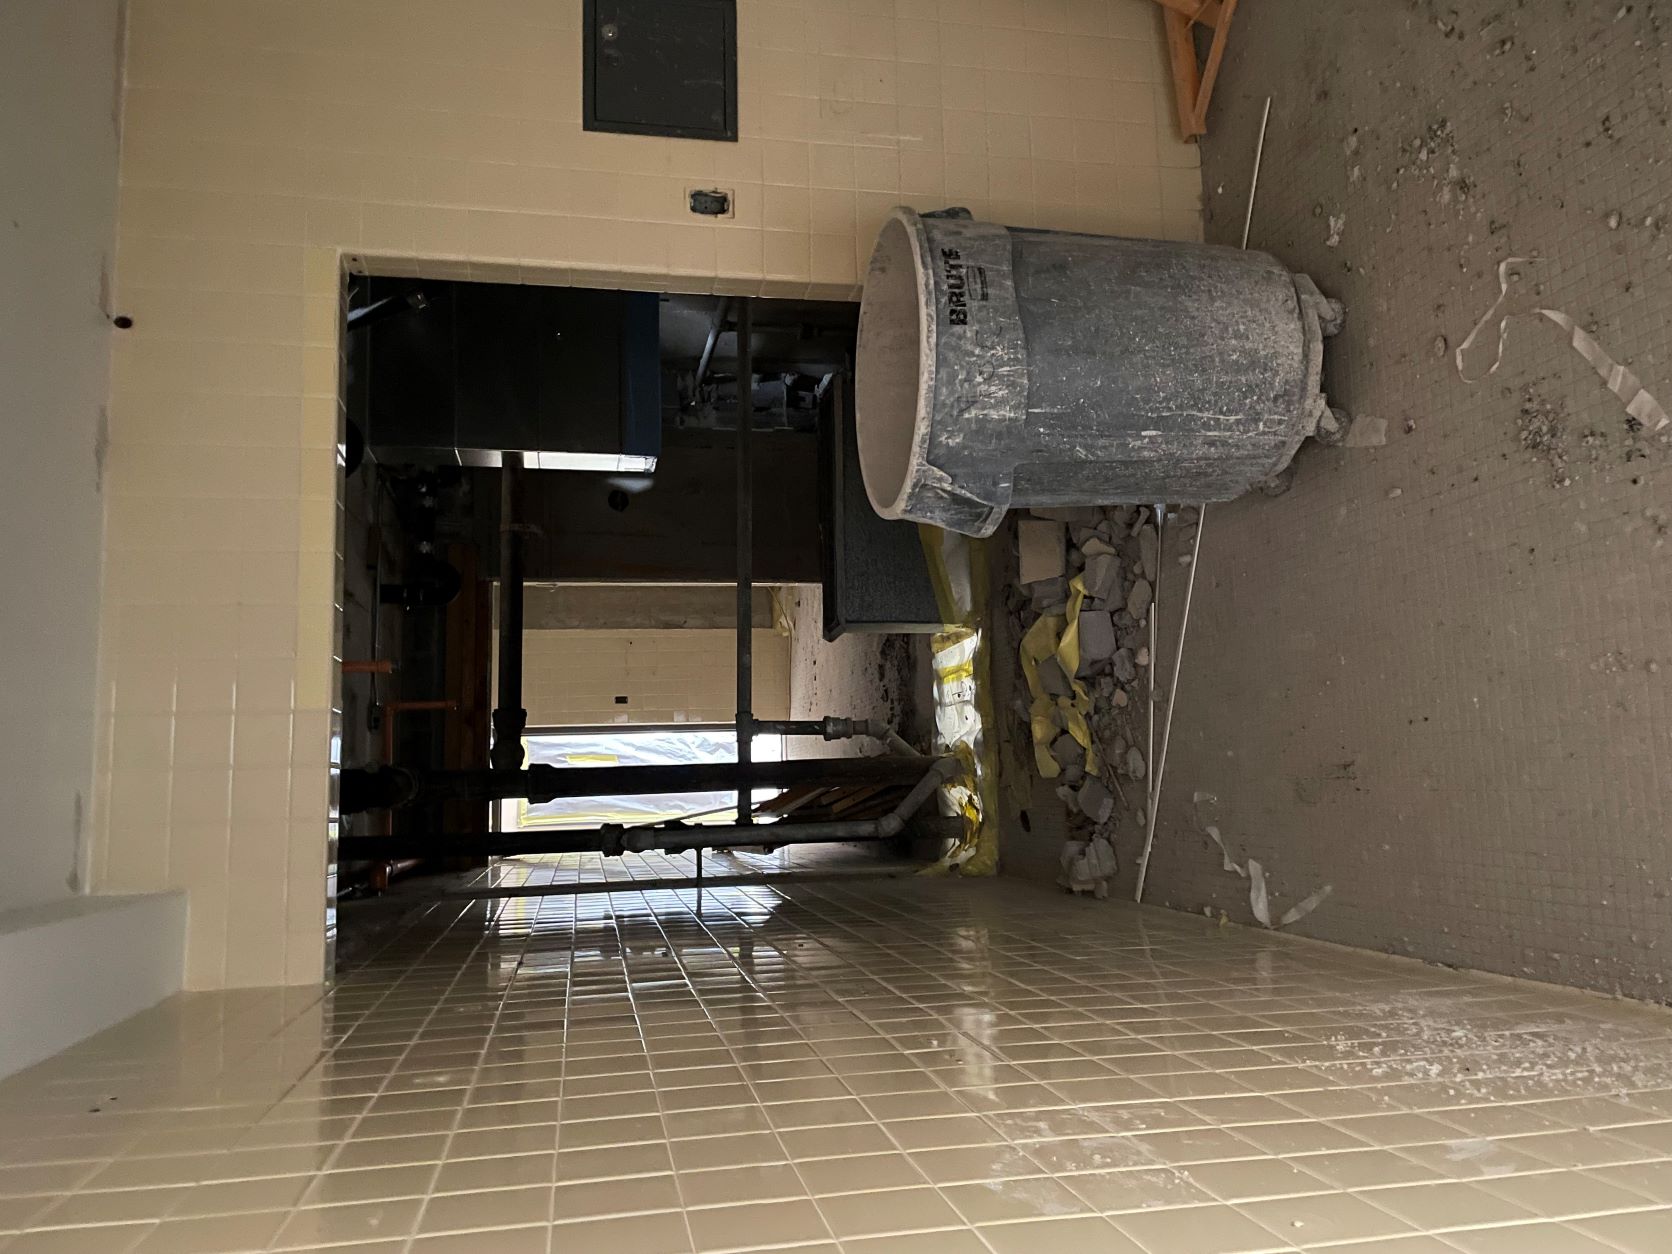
99,0 -> 1203,988
523,629 -> 791,728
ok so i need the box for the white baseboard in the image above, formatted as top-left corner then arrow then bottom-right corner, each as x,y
0,892 -> 187,1080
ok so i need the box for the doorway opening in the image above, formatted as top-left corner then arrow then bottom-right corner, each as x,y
333,273 -> 950,964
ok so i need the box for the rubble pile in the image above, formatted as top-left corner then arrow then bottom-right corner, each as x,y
1008,504 -> 1198,897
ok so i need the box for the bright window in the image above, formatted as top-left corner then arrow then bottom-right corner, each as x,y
501,728 -> 787,831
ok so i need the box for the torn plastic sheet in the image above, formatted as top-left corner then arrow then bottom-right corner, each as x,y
1204,824 -> 1246,877
513,729 -> 785,829
1457,256 -> 1669,431
918,524 -> 999,875
1279,883 -> 1334,927
1247,860 -> 1271,927
1194,791 -> 1331,930
1017,574 -> 1102,781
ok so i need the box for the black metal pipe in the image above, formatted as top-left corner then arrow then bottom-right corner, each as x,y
735,297 -> 754,840
490,452 -> 528,771
755,717 -> 873,740
340,825 -> 886,861
339,758 -> 958,859
339,754 -> 942,813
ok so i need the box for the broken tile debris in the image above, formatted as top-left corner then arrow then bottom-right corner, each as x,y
1018,518 -> 1066,585
1076,776 -> 1114,824
1125,576 -> 1153,621
1010,503 -> 1178,896
1081,552 -> 1123,603
1076,609 -> 1117,669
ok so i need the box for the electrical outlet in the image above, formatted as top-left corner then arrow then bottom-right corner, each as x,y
688,187 -> 734,218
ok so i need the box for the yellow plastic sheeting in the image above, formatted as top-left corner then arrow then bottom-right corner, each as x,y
916,524 -> 999,877
1017,576 -> 1101,780
1019,614 -> 1066,778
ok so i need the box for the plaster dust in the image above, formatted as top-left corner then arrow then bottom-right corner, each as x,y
994,0 -> 1672,1003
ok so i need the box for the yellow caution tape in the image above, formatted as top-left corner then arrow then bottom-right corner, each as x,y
915,523 -> 999,877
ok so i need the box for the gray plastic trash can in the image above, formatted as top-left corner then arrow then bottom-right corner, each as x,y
855,207 -> 1343,537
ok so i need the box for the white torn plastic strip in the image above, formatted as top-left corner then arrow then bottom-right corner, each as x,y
1197,792 -> 1330,930
1278,883 -> 1334,927
1456,257 -> 1669,431
1247,860 -> 1271,927
1203,824 -> 1246,877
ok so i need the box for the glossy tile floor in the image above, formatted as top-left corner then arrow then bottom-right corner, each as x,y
4,879 -> 1672,1253
446,846 -> 914,891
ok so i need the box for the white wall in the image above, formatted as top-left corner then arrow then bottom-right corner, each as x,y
0,0 -> 125,910
0,893 -> 186,1079
523,628 -> 791,727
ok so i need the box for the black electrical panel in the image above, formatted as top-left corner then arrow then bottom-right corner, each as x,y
584,0 -> 737,142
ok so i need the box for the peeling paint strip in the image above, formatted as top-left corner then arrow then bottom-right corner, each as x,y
1278,883 -> 1334,927
1539,308 -> 1669,431
1456,257 -> 1669,431
1247,860 -> 1272,927
1204,824 -> 1246,877
1199,799 -> 1331,931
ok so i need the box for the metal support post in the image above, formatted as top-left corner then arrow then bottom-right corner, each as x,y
729,298 -> 755,888
490,452 -> 528,772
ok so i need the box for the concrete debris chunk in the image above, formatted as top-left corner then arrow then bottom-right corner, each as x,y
1125,745 -> 1147,780
1112,687 -> 1130,708
1060,837 -> 1115,897
1018,519 -> 1066,585
1343,414 -> 1390,447
1031,507 -> 1103,524
1036,654 -> 1073,698
1077,610 -> 1117,667
1028,576 -> 1069,615
1138,525 -> 1158,581
1076,777 -> 1115,825
1050,733 -> 1086,771
1059,839 -> 1089,890
1080,536 -> 1118,559
1081,553 -> 1123,602
1061,764 -> 1085,786
1110,648 -> 1137,684
1126,576 -> 1153,620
